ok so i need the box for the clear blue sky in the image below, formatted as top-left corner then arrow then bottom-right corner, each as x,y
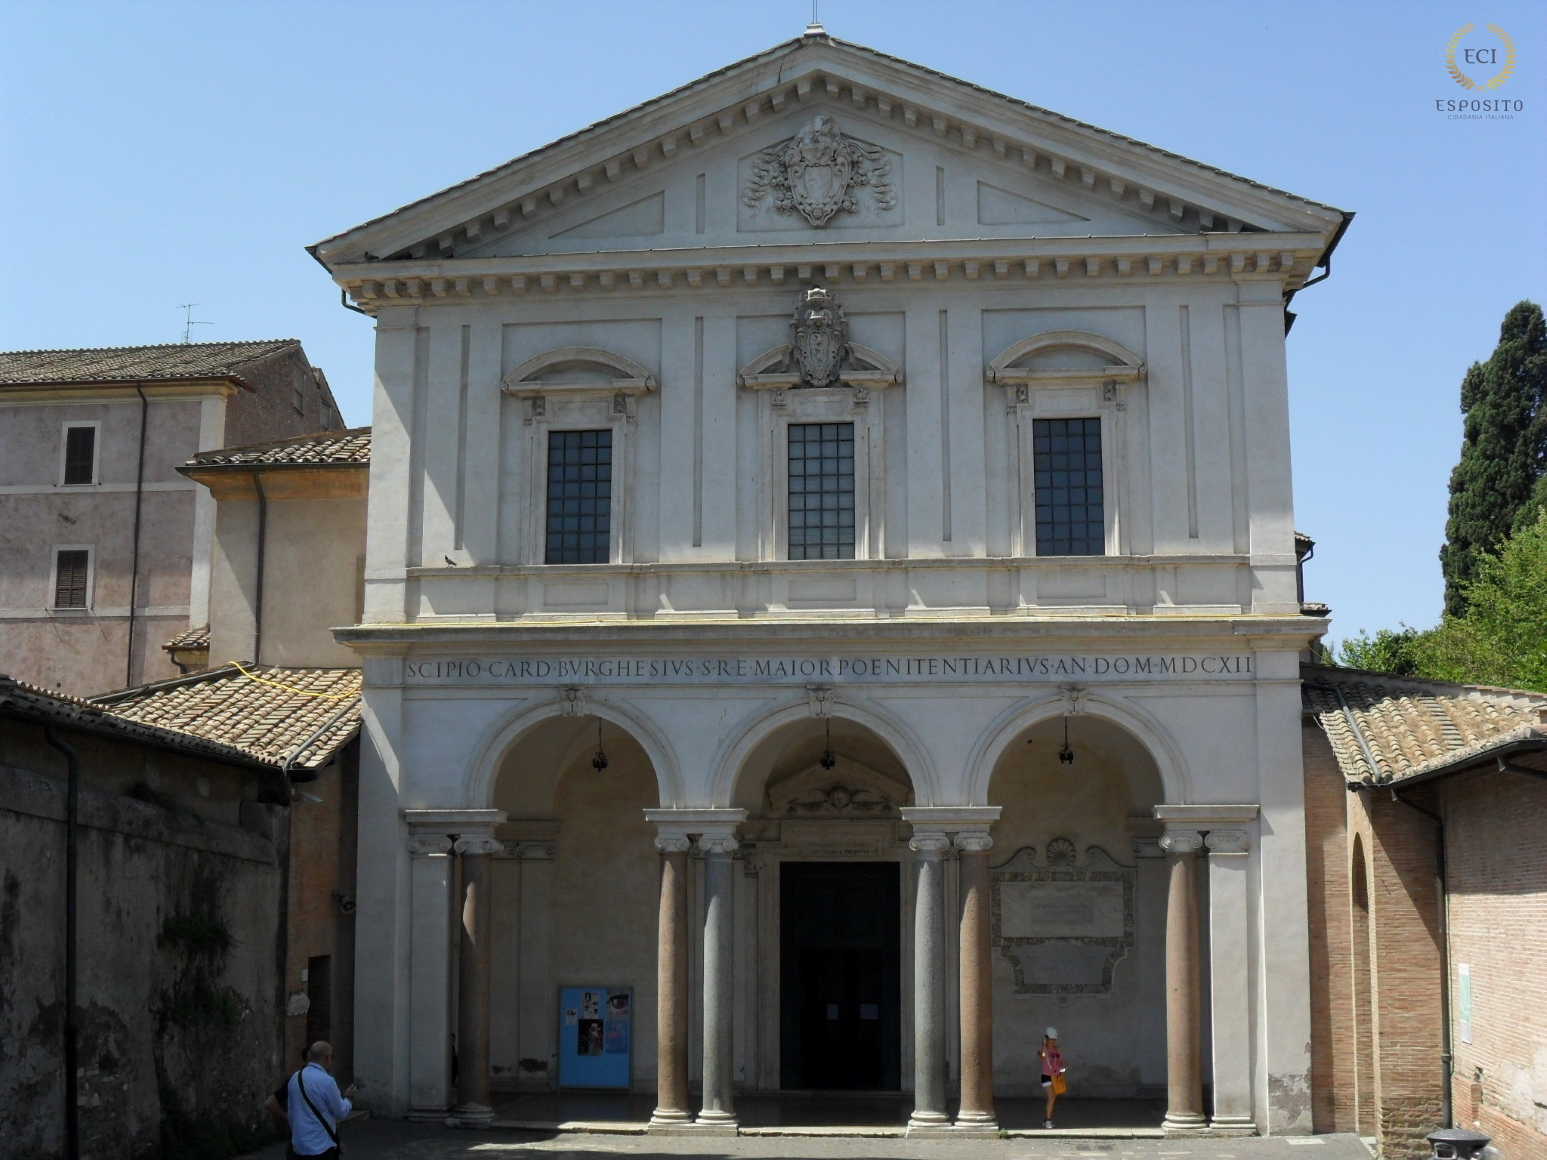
3,1 -> 1542,645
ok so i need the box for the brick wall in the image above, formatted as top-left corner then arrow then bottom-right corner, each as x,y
1349,784 -> 1446,1158
1442,767 -> 1547,1156
224,345 -> 342,449
1303,721 -> 1357,1132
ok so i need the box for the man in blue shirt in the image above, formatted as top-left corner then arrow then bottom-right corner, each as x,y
276,1041 -> 354,1158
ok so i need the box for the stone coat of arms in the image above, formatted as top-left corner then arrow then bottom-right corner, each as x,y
790,286 -> 848,387
743,115 -> 896,227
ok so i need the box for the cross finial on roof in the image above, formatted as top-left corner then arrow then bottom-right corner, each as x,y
805,0 -> 824,35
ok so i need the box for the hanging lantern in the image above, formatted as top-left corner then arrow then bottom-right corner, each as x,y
591,719 -> 609,773
820,714 -> 837,771
1059,715 -> 1075,766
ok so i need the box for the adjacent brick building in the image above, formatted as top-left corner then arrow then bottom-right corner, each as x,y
1302,665 -> 1547,1159
0,340 -> 342,696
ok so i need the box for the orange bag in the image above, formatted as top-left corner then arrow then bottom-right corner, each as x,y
1052,1072 -> 1068,1095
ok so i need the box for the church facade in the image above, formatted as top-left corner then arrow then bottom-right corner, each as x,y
311,31 -> 1348,1134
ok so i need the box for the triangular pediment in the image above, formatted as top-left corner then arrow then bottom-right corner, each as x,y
310,34 -> 1345,270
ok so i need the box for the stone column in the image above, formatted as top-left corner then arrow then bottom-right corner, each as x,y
1206,829 -> 1255,1131
697,830 -> 739,1127
908,830 -> 952,1129
1161,828 -> 1206,1132
452,830 -> 502,1126
651,834 -> 692,1125
955,831 -> 996,1130
406,831 -> 455,1118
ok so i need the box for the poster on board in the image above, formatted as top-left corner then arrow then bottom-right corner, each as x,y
558,985 -> 631,1088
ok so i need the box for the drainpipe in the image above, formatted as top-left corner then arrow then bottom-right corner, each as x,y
1391,787 -> 1454,1129
251,470 -> 267,666
43,726 -> 80,1160
125,385 -> 148,687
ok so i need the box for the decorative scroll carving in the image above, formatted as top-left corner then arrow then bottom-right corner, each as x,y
990,839 -> 1136,995
784,784 -> 894,817
791,286 -> 848,387
742,115 -> 895,226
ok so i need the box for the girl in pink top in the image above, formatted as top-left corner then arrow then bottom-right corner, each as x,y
1038,1027 -> 1065,1128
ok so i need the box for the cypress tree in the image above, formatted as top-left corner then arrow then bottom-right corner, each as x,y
1439,300 -> 1547,615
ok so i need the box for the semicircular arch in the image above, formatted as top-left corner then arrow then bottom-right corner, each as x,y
965,691 -> 1190,806
711,693 -> 941,808
466,694 -> 683,811
503,345 -> 657,388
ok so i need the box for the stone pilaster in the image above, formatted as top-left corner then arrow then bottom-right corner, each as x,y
451,828 -> 503,1126
405,830 -> 454,1118
1205,828 -> 1255,1132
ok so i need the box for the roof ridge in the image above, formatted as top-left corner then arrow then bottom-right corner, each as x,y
1,338 -> 299,357
188,425 -> 371,459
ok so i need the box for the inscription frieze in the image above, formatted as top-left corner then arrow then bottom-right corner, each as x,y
401,653 -> 1253,686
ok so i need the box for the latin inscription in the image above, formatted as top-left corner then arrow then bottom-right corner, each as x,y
999,880 -> 1125,940
402,653 -> 1253,685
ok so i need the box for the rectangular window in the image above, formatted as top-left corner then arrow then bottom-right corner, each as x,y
54,549 -> 89,608
788,422 -> 855,560
1034,417 -> 1105,556
545,429 -> 612,564
63,425 -> 96,485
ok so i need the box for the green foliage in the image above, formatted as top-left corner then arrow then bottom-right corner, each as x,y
1440,300 -> 1547,616
1335,626 -> 1426,675
1338,510 -> 1547,693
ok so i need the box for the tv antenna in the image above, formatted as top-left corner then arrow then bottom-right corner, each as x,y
179,303 -> 212,344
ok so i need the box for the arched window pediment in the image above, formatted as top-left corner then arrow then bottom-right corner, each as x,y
987,330 -> 1144,386
501,346 -> 657,397
737,342 -> 903,391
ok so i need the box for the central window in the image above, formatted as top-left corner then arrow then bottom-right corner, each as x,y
788,422 -> 855,560
545,429 -> 612,564
1033,418 -> 1105,556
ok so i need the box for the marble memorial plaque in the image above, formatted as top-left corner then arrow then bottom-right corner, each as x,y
999,879 -> 1125,939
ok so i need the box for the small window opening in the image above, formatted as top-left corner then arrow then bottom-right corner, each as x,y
1034,417 -> 1105,556
545,430 -> 612,564
63,426 -> 96,485
788,422 -> 855,560
54,549 -> 89,608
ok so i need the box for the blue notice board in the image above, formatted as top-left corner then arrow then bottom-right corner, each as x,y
558,986 -> 632,1089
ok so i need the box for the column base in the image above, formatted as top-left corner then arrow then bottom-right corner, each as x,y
907,1110 -> 951,1130
447,1102 -> 494,1128
648,1108 -> 694,1126
689,1111 -> 738,1135
1208,1114 -> 1258,1135
955,1110 -> 999,1132
1163,1111 -> 1209,1135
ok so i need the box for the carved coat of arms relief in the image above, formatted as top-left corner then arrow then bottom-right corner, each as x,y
790,286 -> 848,388
743,115 -> 896,227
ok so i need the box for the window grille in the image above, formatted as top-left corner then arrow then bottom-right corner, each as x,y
54,550 -> 89,608
545,429 -> 612,564
1033,417 -> 1105,556
788,422 -> 855,560
63,426 -> 96,485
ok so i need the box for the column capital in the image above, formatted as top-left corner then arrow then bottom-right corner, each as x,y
699,834 -> 740,856
1205,829 -> 1252,855
909,832 -> 952,858
954,832 -> 994,854
454,835 -> 504,856
407,833 -> 454,857
1159,830 -> 1204,854
655,835 -> 692,854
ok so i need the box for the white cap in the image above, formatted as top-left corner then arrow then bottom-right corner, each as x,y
1046,1026 -> 1058,1038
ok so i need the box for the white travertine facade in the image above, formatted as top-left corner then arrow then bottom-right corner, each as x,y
312,31 -> 1346,1134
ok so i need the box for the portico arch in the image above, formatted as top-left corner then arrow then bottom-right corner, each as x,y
964,691 -> 1191,807
712,693 -> 940,809
466,693 -> 683,810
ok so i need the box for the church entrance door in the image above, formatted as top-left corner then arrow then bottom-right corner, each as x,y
779,861 -> 901,1091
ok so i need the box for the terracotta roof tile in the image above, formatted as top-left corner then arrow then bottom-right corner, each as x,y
1302,664 -> 1547,784
93,665 -> 361,770
0,339 -> 299,386
162,625 -> 211,653
187,428 -> 371,468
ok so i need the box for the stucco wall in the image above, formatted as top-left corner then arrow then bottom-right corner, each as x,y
0,745 -> 284,1158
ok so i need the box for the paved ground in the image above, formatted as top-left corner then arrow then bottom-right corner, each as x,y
242,1120 -> 1372,1160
